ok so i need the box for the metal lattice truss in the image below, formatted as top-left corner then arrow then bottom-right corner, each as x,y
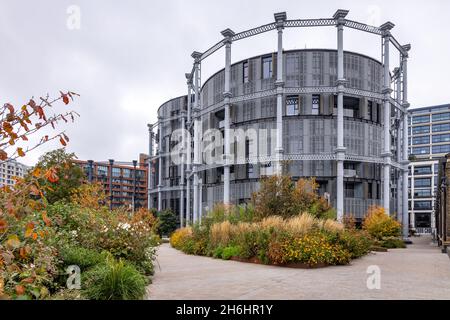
189,11 -> 408,80
194,153 -> 403,172
284,18 -> 336,28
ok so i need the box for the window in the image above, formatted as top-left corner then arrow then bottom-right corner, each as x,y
286,96 -> 299,116
345,183 -> 355,198
412,146 -> 429,155
433,123 -> 450,132
262,56 -> 272,79
412,115 -> 430,124
415,213 -> 431,228
412,136 -> 430,145
414,166 -> 432,175
243,62 -> 249,83
414,178 -> 431,188
414,201 -> 432,210
367,101 -> 373,121
412,126 -> 430,134
312,95 -> 320,115
433,134 -> 450,143
112,167 -> 121,177
97,166 -> 108,176
414,189 -> 431,198
432,112 -> 450,122
432,144 -> 450,154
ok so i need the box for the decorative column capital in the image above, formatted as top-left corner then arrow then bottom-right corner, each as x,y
382,87 -> 393,95
335,79 -> 347,89
401,44 -> 411,59
275,80 -> 284,89
274,12 -> 287,30
191,51 -> 202,63
380,21 -> 395,37
333,9 -> 349,27
185,73 -> 193,85
222,91 -> 232,99
221,28 -> 235,44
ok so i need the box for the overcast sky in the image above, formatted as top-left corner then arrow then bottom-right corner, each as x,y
1,0 -> 448,166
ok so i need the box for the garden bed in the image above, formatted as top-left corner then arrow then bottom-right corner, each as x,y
229,256 -> 328,269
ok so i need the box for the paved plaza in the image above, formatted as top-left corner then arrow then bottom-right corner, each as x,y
147,236 -> 450,300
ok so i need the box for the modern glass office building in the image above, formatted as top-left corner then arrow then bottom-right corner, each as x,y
408,104 -> 450,234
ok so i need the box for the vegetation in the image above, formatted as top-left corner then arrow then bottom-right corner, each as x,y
157,209 -> 178,237
82,255 -> 147,300
0,146 -> 159,299
171,176 -> 407,268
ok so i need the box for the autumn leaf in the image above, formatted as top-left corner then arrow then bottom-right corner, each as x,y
21,277 -> 34,284
2,121 -> 13,133
28,99 -> 36,108
6,234 -> 20,250
32,233 -> 38,241
60,91 -> 69,105
0,150 -> 7,161
42,211 -> 51,227
0,219 -> 7,233
17,147 -> 25,157
20,135 -> 29,141
59,136 -> 67,146
15,285 -> 25,295
63,133 -> 70,142
45,168 -> 59,183
32,167 -> 41,177
4,103 -> 14,113
29,184 -> 40,196
24,222 -> 34,238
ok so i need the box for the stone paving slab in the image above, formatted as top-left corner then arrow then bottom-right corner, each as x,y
147,236 -> 450,300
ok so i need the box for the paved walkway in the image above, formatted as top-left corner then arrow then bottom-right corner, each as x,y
147,236 -> 450,300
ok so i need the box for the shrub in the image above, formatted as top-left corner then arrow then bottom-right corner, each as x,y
170,227 -> 193,250
58,245 -> 105,270
221,246 -> 241,260
363,206 -> 401,240
251,175 -> 333,220
338,230 -> 373,259
379,237 -> 406,249
82,256 -> 147,300
268,232 -> 351,266
157,209 -> 178,237
210,221 -> 232,248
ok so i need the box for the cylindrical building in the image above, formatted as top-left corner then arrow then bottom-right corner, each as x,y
148,10 -> 410,230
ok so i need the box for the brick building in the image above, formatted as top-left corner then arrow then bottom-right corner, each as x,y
74,154 -> 148,210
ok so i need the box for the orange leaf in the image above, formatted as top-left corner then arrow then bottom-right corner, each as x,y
4,103 -> 14,113
59,136 -> 67,146
42,211 -> 51,227
19,247 -> 28,259
0,150 -> 7,161
32,233 -> 38,240
20,135 -> 28,141
24,222 -> 34,238
45,168 -> 59,183
32,167 -> 41,177
60,91 -> 69,105
0,219 -> 7,233
21,277 -> 34,284
15,285 -> 25,295
17,148 -> 25,157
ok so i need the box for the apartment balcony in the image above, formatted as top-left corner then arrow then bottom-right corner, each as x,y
344,169 -> 358,178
